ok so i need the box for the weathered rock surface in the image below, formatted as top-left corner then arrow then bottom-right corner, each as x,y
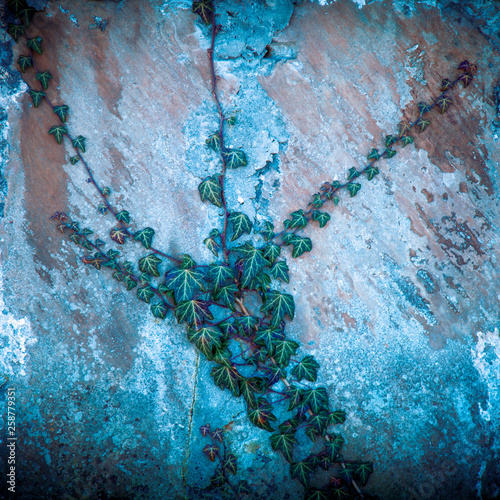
1,0 -> 499,499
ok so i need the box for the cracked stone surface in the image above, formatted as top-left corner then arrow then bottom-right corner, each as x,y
0,0 -> 499,499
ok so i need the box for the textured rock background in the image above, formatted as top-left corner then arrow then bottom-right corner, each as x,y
0,0 -> 499,498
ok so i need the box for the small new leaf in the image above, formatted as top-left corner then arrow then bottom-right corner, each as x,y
203,444 -> 219,462
228,212 -> 252,242
386,148 -> 397,159
365,165 -> 379,181
291,355 -> 320,382
222,148 -> 248,169
134,227 -> 155,249
385,135 -> 396,148
367,148 -> 380,161
459,72 -> 473,88
270,432 -> 298,463
416,116 -> 431,133
286,209 -> 308,230
72,135 -> 86,153
151,302 -> 168,319
200,423 -> 210,436
110,227 -> 127,245
27,36 -> 43,54
441,78 -> 453,91
69,156 -> 80,165
312,211 -> 330,228
97,203 -> 108,215
223,454 -> 238,475
17,54 -> 32,72
325,434 -> 344,461
347,182 -> 361,197
198,175 -> 222,208
192,0 -> 213,25
124,276 -> 137,291
48,125 -> 68,144
138,254 -> 162,277
347,167 -> 359,181
206,132 -> 221,152
115,210 -> 131,224
36,71 -> 52,90
29,89 -> 45,107
260,221 -> 275,241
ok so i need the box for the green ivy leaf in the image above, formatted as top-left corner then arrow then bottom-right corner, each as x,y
347,182 -> 361,197
306,490 -> 329,500
441,78 -> 453,91
417,102 -> 432,115
198,175 -> 222,208
248,398 -> 277,432
174,299 -> 213,329
254,327 -> 284,354
228,212 -> 252,242
353,461 -> 374,486
269,261 -> 289,283
164,267 -> 205,302
416,116 -> 431,133
137,285 -> 155,304
367,148 -> 380,161
72,135 -> 86,153
305,411 -> 329,442
7,0 -> 26,17
29,89 -> 45,107
48,125 -> 67,144
290,461 -> 313,488
7,23 -> 25,42
237,316 -> 259,337
206,132 -> 221,152
260,221 -> 274,241
188,326 -> 222,360
401,135 -> 414,147
102,186 -> 111,196
284,209 -> 308,230
151,301 -> 168,319
385,135 -> 396,148
203,443 -> 219,462
110,227 -> 127,245
213,284 -> 238,310
398,121 -> 411,137
218,319 -> 238,338
290,235 -> 312,258
312,211 -> 330,228
302,387 -> 329,414
36,71 -> 52,90
330,486 -> 350,500
211,364 -> 241,397
436,95 -> 452,114
115,210 -> 131,224
310,193 -> 324,208
134,227 -> 155,249
261,290 -> 295,325
53,105 -> 70,123
325,434 -> 344,461
17,54 -> 32,72
223,454 -> 238,475
328,409 -> 347,425
97,203 -> 108,215
237,242 -> 270,289
18,6 -> 36,27
222,148 -> 248,169
262,243 -> 281,264
204,236 -> 219,256
386,148 -> 397,159
27,36 -> 43,54
138,254 -> 162,277
239,377 -> 265,409
226,116 -> 237,126
270,432 -> 298,463
208,264 -> 234,291
291,355 -> 320,382
192,0 -> 213,25
273,339 -> 299,367
365,165 -> 379,181
139,272 -> 151,283
347,167 -> 359,181
248,271 -> 271,293
286,385 -> 304,412
124,276 -> 137,291
181,254 -> 196,269
237,481 -> 251,496
69,156 -> 80,165
459,72 -> 473,88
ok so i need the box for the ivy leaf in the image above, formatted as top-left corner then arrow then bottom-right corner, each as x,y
284,209 -> 308,230
286,385 -> 304,412
273,339 -> 299,367
81,254 -> 106,270
48,125 -> 67,144
270,432 -> 298,463
18,6 -> 36,27
312,211 -> 330,228
247,398 -> 277,432
367,148 -> 380,161
401,135 -> 414,148
416,116 -> 431,133
325,434 -> 344,461
151,301 -> 168,319
72,135 -> 86,153
69,156 -> 80,165
306,490 -> 329,500
102,186 -> 111,196
198,175 -> 222,208
228,212 -> 252,242
27,36 -> 43,54
330,486 -> 350,500
328,410 -> 347,425
208,264 -> 234,291
17,54 -> 32,72
290,235 -> 312,258
29,89 -> 45,107
218,319 -> 238,338
110,227 -> 127,245
353,462 -> 374,486
206,132 -> 221,152
291,355 -> 320,382
115,210 -> 131,224
458,60 -> 471,71
210,467 -> 225,487
36,71 -> 52,90
261,290 -> 295,325
237,243 -> 269,288
347,167 -> 359,181
290,461 -> 313,488
192,0 -> 213,25
134,227 -> 155,249
138,254 -> 162,277
7,23 -> 24,42
124,276 -> 137,291
260,221 -> 274,241
398,121 -> 411,137
441,78 -> 453,91
305,411 -> 329,441
204,236 -> 219,256
365,165 -> 379,181
317,455 -> 331,471
239,377 -> 265,409
164,267 -> 205,302
213,284 -> 238,310
222,148 -> 248,169
385,135 -> 396,148
7,0 -> 26,17
248,271 -> 271,293
97,203 -> 108,215
267,364 -> 285,386
460,72 -> 474,88
200,423 -> 210,436
302,387 -> 329,414
188,326 -> 222,360
386,148 -> 397,159
269,261 -> 289,283
137,285 -> 155,304
347,182 -> 361,197
339,463 -> 356,483
139,272 -> 151,284
417,102 -> 432,115
203,444 -> 219,462
211,364 -> 241,397
174,299 -> 212,329
211,426 -> 224,442
262,243 -> 281,264
254,327 -> 284,354
95,238 -> 106,247
237,481 -> 251,496
310,193 -> 324,209
237,316 -> 259,337
436,95 -> 452,114
181,254 -> 196,269
223,454 -> 238,475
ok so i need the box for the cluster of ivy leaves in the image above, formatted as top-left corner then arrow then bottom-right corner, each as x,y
8,0 -> 477,497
